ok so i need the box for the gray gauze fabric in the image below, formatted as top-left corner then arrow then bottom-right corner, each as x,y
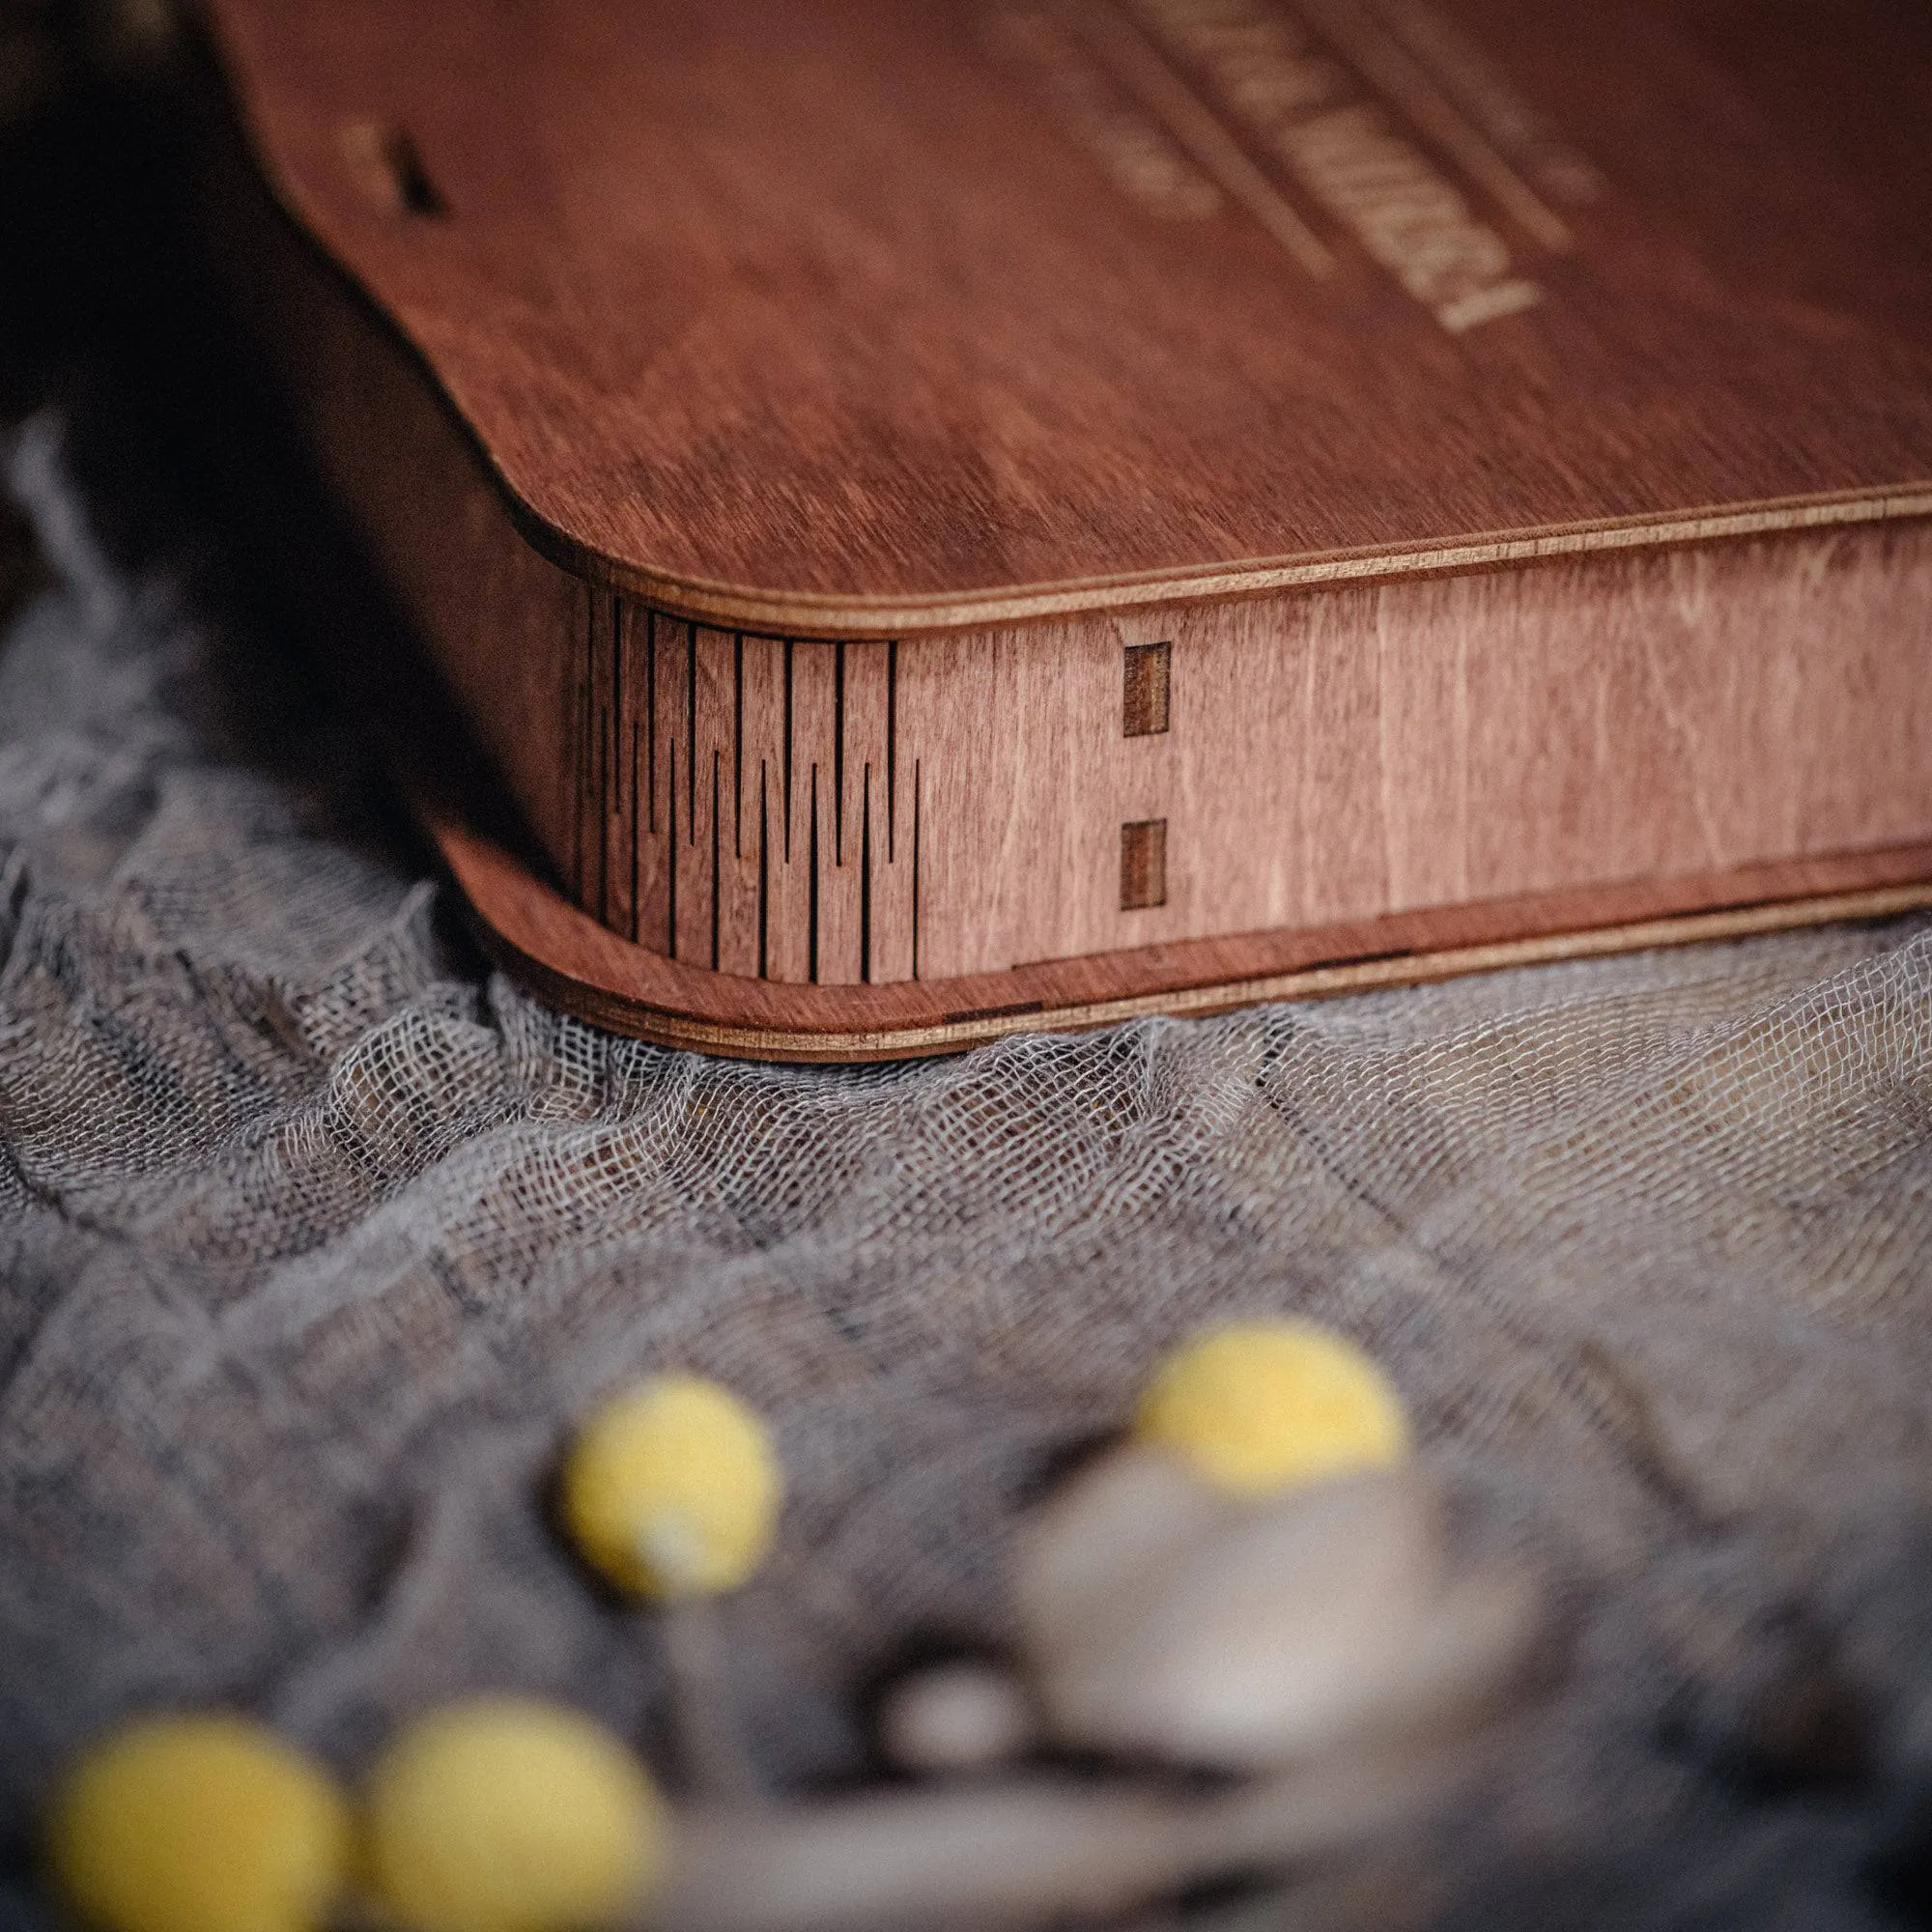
4,408 -> 1932,1929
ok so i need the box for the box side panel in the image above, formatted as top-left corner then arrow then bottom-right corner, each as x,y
202,112 -> 582,875
902,520 -> 1932,978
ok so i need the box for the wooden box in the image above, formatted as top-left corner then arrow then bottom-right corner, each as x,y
197,0 -> 1932,1059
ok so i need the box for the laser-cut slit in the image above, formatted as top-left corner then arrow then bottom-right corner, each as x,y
595,605 -> 610,927
612,597 -> 625,780
572,599 -> 590,903
1122,818 -> 1168,908
685,622 -> 697,842
861,763 -> 872,983
645,610 -> 658,834
667,740 -> 678,956
757,760 -> 769,980
339,121 -> 448,218
611,599 -> 627,935
782,641 -> 794,864
809,766 -> 820,983
1123,640 -> 1171,735
834,640 -> 846,866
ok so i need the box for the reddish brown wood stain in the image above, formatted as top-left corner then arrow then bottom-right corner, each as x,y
195,0 -> 1932,1056
202,0 -> 1932,623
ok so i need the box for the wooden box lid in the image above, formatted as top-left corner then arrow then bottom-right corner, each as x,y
205,0 -> 1932,633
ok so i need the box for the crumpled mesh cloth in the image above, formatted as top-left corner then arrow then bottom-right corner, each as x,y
4,407 -> 1932,1929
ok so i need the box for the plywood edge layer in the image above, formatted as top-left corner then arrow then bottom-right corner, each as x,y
535,488 -> 1932,639
421,806 -> 1932,1061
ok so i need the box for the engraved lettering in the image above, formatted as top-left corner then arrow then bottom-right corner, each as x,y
1281,102 -> 1513,304
1124,0 -> 1542,330
1370,0 -> 1603,204
1434,275 -> 1541,332
987,7 -> 1224,220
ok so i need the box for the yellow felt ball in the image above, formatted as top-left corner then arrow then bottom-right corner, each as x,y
1134,1320 -> 1410,1496
46,1713 -> 350,1932
361,1698 -> 667,1932
561,1375 -> 781,1599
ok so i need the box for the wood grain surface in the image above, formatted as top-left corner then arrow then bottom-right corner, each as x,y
897,520 -> 1932,979
542,512 -> 1932,990
191,1 -> 1932,1055
200,0 -> 1932,633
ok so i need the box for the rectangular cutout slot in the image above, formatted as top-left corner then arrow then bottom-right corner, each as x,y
1121,818 -> 1167,909
1122,640 -> 1171,736
340,121 -> 449,218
